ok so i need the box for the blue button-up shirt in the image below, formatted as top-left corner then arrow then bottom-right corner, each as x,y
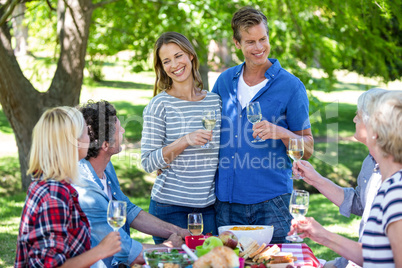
212,59 -> 311,204
74,159 -> 143,267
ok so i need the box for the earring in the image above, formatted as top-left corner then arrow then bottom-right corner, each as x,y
372,136 -> 376,139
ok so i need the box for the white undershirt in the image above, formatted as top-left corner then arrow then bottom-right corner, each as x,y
100,173 -> 112,200
237,67 -> 268,109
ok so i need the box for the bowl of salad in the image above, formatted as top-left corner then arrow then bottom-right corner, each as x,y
143,247 -> 194,268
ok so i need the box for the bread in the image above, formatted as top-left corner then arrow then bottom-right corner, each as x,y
269,252 -> 294,264
252,246 -> 270,262
249,243 -> 267,258
193,246 -> 240,268
239,240 -> 258,258
238,236 -> 256,250
255,244 -> 281,263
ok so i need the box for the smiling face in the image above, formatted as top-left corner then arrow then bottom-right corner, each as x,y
353,111 -> 367,145
234,22 -> 270,68
159,43 -> 194,86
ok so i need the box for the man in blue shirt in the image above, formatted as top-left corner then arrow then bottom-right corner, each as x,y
212,7 -> 314,243
74,100 -> 190,267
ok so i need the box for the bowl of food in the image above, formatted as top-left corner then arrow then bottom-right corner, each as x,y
218,225 -> 274,245
143,247 -> 194,268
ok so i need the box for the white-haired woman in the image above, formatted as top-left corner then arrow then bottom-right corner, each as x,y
15,107 -> 121,267
290,91 -> 402,267
292,88 -> 387,267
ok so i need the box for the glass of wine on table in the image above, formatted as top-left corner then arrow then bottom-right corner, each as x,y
285,190 -> 309,242
188,213 -> 203,236
288,137 -> 304,179
107,200 -> 127,232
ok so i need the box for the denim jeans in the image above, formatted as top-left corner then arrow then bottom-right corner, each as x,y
214,193 -> 292,244
149,199 -> 217,244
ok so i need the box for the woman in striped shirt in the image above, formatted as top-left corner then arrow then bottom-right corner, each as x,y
289,90 -> 402,267
141,32 -> 221,243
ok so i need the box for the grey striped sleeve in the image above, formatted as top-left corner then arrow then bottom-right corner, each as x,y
141,97 -> 168,173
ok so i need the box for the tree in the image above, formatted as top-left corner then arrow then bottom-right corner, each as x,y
0,0 -> 96,189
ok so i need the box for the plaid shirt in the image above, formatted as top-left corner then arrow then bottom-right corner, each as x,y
15,179 -> 91,267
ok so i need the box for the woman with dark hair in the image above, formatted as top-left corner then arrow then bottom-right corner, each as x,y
141,32 -> 221,243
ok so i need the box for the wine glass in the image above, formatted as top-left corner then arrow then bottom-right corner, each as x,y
246,102 -> 265,143
201,110 -> 217,149
285,190 -> 309,242
188,213 -> 203,236
288,138 -> 304,179
107,200 -> 127,232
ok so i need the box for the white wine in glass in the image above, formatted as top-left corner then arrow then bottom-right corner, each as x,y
246,102 -> 265,143
107,200 -> 127,232
285,190 -> 309,242
188,213 -> 203,236
288,138 -> 304,179
201,110 -> 217,149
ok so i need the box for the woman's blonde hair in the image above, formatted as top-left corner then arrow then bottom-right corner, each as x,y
27,106 -> 85,184
153,32 -> 203,96
366,91 -> 402,163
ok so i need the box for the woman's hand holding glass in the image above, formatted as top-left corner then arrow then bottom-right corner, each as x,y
288,138 -> 304,179
285,190 -> 309,242
288,217 -> 329,246
97,231 -> 122,258
292,160 -> 323,185
201,110 -> 217,148
107,200 -> 127,232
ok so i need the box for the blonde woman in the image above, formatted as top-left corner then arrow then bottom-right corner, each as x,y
15,107 -> 121,267
289,91 -> 402,267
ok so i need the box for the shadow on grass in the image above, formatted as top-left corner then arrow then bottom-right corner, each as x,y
84,79 -> 153,90
0,232 -> 18,267
0,193 -> 25,267
0,157 -> 21,196
310,77 -> 379,92
111,153 -> 152,198
113,101 -> 146,143
310,102 -> 357,138
294,141 -> 369,193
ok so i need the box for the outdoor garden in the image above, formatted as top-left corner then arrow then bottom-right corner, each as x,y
0,0 -> 401,267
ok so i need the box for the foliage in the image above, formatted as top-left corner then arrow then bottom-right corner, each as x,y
83,0 -> 402,87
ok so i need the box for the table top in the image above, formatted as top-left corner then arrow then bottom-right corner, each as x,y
142,243 -> 323,268
276,243 -> 322,267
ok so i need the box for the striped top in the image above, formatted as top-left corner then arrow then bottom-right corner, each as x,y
141,91 -> 221,208
361,169 -> 402,267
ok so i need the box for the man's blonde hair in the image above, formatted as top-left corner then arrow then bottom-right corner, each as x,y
367,91 -> 402,163
27,106 -> 85,183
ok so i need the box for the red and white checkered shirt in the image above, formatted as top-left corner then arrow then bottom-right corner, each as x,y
15,179 -> 91,267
